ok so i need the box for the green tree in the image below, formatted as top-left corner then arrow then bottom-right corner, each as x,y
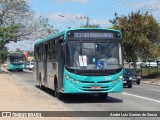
0,0 -> 55,50
110,11 -> 160,67
0,22 -> 22,49
0,0 -> 55,69
0,47 -> 9,63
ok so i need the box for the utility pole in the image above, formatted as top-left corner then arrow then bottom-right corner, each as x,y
59,15 -> 79,27
76,16 -> 90,27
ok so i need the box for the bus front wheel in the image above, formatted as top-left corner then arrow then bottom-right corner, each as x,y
99,93 -> 108,99
54,81 -> 63,99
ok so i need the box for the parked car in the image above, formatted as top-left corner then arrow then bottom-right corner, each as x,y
25,61 -> 34,70
157,60 -> 160,66
141,60 -> 157,68
123,68 -> 141,88
136,61 -> 142,65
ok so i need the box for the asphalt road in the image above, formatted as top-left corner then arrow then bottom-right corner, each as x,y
3,69 -> 160,120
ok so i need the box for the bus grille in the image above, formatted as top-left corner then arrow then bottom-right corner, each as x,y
97,81 -> 111,83
80,81 -> 94,83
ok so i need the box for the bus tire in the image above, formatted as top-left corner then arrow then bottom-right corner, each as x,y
54,79 -> 63,99
128,84 -> 132,88
99,93 -> 108,99
39,73 -> 44,90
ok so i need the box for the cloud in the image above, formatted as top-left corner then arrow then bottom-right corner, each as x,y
53,0 -> 88,4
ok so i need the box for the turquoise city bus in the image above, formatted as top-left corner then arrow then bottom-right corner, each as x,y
7,52 -> 25,71
34,28 -> 123,99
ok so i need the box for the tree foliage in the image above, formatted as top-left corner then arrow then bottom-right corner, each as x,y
110,11 -> 160,64
0,0 -> 55,50
0,48 -> 9,63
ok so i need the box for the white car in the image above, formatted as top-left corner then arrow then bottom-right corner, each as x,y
25,62 -> 34,70
141,61 -> 157,68
136,61 -> 142,65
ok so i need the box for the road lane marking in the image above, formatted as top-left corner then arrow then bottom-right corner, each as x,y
123,92 -> 160,103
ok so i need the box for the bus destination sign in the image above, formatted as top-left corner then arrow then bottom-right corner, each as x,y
74,32 -> 114,38
67,30 -> 120,39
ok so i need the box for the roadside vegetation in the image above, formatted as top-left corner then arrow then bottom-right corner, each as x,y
110,11 -> 160,68
110,11 -> 160,78
137,67 -> 160,79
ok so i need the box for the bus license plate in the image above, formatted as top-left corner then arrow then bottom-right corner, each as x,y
91,86 -> 100,90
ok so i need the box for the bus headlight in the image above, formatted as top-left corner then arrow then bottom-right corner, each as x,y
112,75 -> 123,84
65,74 -> 70,80
119,75 -> 123,79
65,74 -> 79,84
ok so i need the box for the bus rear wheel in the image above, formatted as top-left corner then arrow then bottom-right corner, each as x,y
99,93 -> 108,99
39,73 -> 44,90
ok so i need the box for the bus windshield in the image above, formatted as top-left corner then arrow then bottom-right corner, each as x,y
66,41 -> 122,70
9,54 -> 25,65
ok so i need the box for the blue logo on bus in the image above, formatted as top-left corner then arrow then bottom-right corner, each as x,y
97,60 -> 104,69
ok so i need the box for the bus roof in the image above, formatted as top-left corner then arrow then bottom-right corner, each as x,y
34,28 -> 122,46
8,52 -> 23,55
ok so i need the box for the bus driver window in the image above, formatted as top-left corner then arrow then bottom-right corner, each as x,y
74,48 -> 80,67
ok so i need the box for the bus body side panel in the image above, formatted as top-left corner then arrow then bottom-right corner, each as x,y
63,68 -> 123,93
47,61 -> 58,90
57,43 -> 64,93
38,61 -> 44,84
33,61 -> 37,82
58,62 -> 64,92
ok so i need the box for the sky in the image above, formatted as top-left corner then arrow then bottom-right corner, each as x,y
6,0 -> 160,51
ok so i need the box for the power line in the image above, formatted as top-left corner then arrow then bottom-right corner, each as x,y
55,0 -> 160,30
138,1 -> 160,13
139,1 -> 160,23
87,0 -> 128,16
86,0 -> 118,15
140,1 -> 159,12
87,1 -> 124,16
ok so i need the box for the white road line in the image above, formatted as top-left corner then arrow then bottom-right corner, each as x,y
123,92 -> 160,103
